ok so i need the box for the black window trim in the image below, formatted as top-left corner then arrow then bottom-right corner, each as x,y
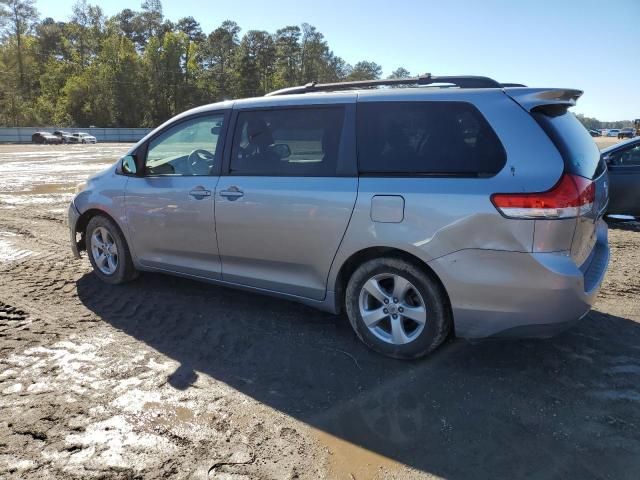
131,109 -> 231,178
354,100 -> 507,178
221,103 -> 357,178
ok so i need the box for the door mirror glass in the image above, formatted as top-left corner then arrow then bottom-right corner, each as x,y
269,143 -> 291,159
211,121 -> 223,135
122,154 -> 137,174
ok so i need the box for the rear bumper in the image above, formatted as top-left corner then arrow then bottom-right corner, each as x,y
68,201 -> 81,259
428,221 -> 609,339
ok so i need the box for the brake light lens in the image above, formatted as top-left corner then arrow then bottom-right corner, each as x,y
491,174 -> 595,219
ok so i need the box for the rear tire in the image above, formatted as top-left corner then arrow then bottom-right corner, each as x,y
345,257 -> 451,360
86,215 -> 137,285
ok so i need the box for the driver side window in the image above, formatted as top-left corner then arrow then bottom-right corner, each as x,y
609,145 -> 640,167
145,114 -> 225,176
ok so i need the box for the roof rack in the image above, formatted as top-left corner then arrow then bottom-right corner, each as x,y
265,74 -> 521,96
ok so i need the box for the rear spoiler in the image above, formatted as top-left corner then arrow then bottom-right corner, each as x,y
503,88 -> 583,112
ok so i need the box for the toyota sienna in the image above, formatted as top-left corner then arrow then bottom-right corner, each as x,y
68,75 -> 609,359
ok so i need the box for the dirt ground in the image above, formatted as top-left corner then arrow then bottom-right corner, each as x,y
0,142 -> 639,480
594,136 -> 624,149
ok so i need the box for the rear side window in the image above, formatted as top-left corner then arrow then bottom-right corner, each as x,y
532,108 -> 603,179
230,107 -> 344,176
356,101 -> 506,176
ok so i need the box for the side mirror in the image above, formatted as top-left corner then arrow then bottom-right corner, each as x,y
121,154 -> 137,175
270,143 -> 291,160
211,124 -> 222,135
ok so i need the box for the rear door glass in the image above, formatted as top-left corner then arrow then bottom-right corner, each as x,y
356,101 -> 506,176
229,107 -> 345,176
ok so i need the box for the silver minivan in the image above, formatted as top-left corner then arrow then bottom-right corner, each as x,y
69,75 -> 609,359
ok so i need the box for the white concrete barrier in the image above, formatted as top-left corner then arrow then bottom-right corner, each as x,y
0,127 -> 153,143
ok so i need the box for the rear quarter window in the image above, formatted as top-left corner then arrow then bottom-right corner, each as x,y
356,101 -> 506,176
532,108 -> 603,179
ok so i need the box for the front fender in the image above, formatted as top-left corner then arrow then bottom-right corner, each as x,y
71,165 -> 131,256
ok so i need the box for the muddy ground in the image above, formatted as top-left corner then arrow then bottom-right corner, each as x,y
0,143 -> 639,479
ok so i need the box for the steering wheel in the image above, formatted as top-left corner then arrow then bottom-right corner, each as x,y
187,149 -> 215,175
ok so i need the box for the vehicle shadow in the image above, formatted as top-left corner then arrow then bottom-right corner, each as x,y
76,271 -> 640,479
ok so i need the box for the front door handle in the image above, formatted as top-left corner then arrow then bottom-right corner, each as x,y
189,188 -> 211,199
219,187 -> 244,200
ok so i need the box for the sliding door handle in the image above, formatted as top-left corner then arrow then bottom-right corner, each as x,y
219,187 -> 244,200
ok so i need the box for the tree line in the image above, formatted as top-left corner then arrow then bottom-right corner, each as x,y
0,0 -> 415,128
2,0 -> 631,130
575,114 -> 635,131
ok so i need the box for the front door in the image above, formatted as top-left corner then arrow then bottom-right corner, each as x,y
125,112 -> 227,278
606,142 -> 640,216
215,105 -> 357,300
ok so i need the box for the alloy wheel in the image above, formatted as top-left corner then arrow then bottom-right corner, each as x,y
90,227 -> 119,275
358,273 -> 427,345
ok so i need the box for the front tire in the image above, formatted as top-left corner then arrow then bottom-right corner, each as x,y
345,257 -> 451,360
86,215 -> 137,284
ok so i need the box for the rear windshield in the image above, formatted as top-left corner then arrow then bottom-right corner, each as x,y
357,101 -> 506,176
532,108 -> 603,179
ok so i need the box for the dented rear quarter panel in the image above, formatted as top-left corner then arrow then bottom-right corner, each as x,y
328,90 -> 565,291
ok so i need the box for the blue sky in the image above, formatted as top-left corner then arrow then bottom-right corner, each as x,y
37,0 -> 639,121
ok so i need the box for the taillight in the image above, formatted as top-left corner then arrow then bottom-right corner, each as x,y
491,174 -> 595,219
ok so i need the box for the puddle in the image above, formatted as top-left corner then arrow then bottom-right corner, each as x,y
0,144 -> 129,200
313,429 -> 411,479
0,193 -> 74,206
26,183 -> 76,195
0,231 -> 35,261
121,392 -> 219,443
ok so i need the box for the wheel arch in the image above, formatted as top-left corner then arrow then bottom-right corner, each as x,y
74,208 -> 130,254
333,246 -> 454,332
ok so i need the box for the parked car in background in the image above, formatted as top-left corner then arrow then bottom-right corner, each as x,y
602,137 -> 640,217
69,132 -> 97,144
618,128 -> 636,139
53,130 -> 73,143
589,129 -> 601,137
32,132 -> 62,145
607,129 -> 621,137
68,75 -> 610,359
